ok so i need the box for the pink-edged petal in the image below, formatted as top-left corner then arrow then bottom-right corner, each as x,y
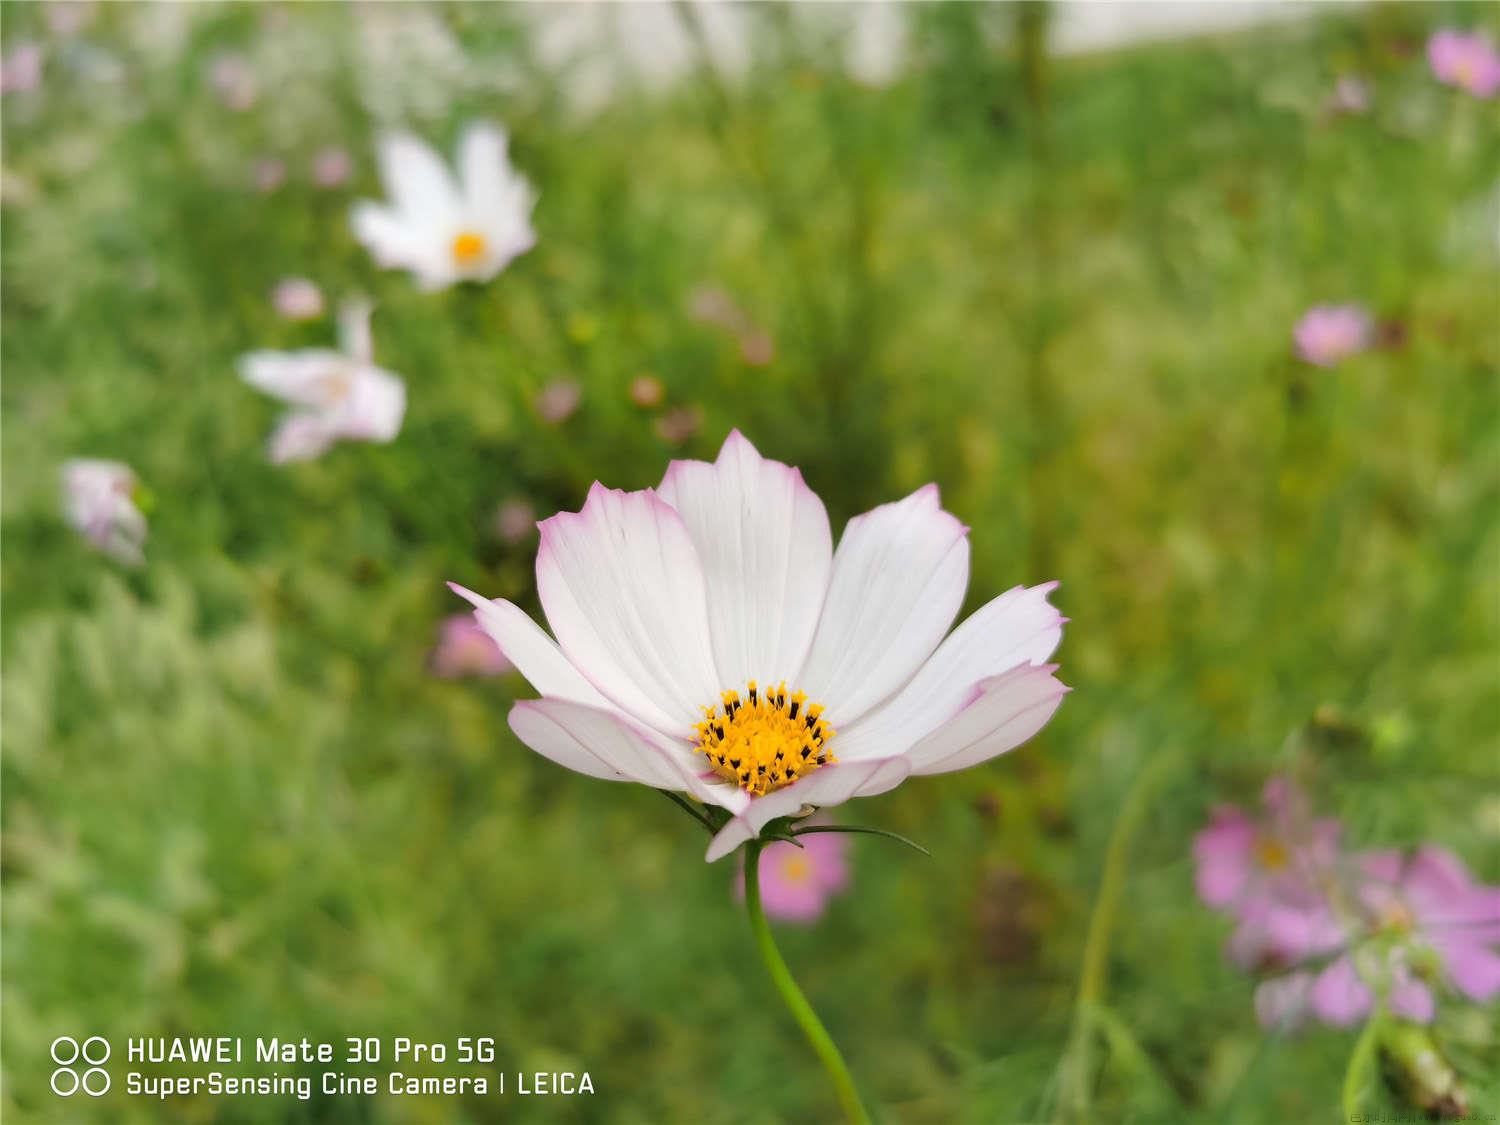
1357,848 -> 1404,886
537,484 -> 721,737
797,484 -> 969,725
1192,809 -> 1256,909
1310,956 -> 1372,1027
1388,974 -> 1435,1024
656,430 -> 833,690
900,663 -> 1068,776
704,757 -> 912,862
834,582 -> 1063,762
447,584 -> 610,710
1435,939 -> 1500,1002
509,698 -> 745,815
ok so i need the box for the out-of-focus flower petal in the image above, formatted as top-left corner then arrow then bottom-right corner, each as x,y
1310,956 -> 1372,1027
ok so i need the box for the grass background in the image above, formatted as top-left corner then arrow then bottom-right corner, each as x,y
3,2 -> 1497,1121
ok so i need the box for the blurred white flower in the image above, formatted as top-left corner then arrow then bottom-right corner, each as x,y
271,278 -> 325,321
61,459 -> 147,564
351,122 -> 536,291
238,300 -> 406,464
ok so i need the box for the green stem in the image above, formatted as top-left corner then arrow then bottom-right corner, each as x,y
744,840 -> 872,1124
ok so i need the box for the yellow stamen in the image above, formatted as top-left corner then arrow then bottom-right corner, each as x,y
451,230 -> 487,266
780,854 -> 813,885
1255,837 -> 1289,870
693,680 -> 836,797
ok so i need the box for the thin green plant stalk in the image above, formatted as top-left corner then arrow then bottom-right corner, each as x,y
743,839 -> 872,1125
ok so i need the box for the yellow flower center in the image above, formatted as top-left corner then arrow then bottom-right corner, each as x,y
779,854 -> 813,885
451,230 -> 487,266
694,680 -> 836,797
1255,837 -> 1289,870
1377,899 -> 1416,934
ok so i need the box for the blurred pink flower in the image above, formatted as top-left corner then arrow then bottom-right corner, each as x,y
1428,30 -> 1500,98
209,53 -> 257,111
61,459 -> 147,564
1293,304 -> 1373,367
253,158 -> 286,194
689,284 -> 775,366
1194,777 -> 1344,970
737,832 -> 850,923
536,378 -> 581,424
431,613 -> 512,678
740,330 -> 775,367
629,374 -> 665,408
1328,76 -> 1371,115
1,44 -> 44,95
312,146 -> 353,188
494,498 -> 537,545
1299,847 -> 1500,1027
654,405 -> 702,446
272,278 -> 325,321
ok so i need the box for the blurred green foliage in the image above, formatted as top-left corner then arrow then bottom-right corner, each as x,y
2,2 -> 1497,1122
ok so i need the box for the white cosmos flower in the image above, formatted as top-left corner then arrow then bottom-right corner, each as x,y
350,121 -> 536,291
451,431 -> 1068,862
61,458 -> 147,564
238,300 -> 406,464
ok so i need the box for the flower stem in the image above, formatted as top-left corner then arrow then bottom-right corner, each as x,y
743,840 -> 872,1125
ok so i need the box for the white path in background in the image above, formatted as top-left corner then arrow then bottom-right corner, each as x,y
524,2 -> 1335,111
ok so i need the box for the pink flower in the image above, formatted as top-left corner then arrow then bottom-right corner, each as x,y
1193,777 -> 1344,970
1305,847 -> 1500,1027
209,53 -> 257,111
46,3 -> 95,37
431,613 -> 512,678
1293,304 -> 1373,367
536,378 -> 581,424
655,405 -> 702,446
253,158 -> 286,194
312,147 -> 353,189
1,44 -> 44,96
1428,30 -> 1500,99
494,498 -> 537,545
737,832 -> 850,923
61,459 -> 147,564
1328,76 -> 1371,115
629,375 -> 665,408
272,278 -> 325,321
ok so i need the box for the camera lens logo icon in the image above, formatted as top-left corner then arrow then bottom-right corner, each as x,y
50,1036 -> 110,1096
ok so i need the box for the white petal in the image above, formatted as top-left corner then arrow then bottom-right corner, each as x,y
510,698 -> 747,814
447,584 -> 609,710
336,365 -> 406,443
377,131 -> 461,227
835,583 -> 1063,761
656,430 -> 832,691
703,757 -> 912,862
536,484 -> 722,737
901,663 -> 1068,776
238,349 -> 348,408
337,298 -> 375,364
350,202 -> 455,288
267,412 -> 337,463
797,484 -> 969,725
